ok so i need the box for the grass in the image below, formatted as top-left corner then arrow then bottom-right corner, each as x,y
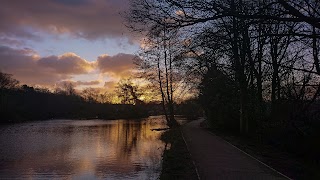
160,127 -> 198,180
208,126 -> 320,180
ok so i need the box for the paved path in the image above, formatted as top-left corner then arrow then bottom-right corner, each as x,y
182,119 -> 289,180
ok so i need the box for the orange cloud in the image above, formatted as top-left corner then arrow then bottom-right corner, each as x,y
38,52 -> 94,74
96,53 -> 137,77
104,81 -> 117,90
0,46 -> 139,88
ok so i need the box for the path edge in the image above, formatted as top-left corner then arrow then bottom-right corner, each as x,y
205,129 -> 293,180
180,128 -> 201,180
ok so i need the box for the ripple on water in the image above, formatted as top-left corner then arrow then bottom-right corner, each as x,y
0,116 -> 168,179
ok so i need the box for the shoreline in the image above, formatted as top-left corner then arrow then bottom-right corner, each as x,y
159,127 -> 198,179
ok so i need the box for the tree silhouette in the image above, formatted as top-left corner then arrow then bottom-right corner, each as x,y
116,79 -> 142,105
0,71 -> 19,89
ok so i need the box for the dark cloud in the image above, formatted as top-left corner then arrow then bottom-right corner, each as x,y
0,0 -> 131,40
0,46 -> 66,85
0,46 -> 93,86
0,46 -> 40,73
97,53 -> 137,77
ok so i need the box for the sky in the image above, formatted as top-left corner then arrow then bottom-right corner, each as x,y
0,0 -> 140,91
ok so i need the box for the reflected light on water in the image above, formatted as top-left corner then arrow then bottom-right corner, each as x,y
0,116 -> 170,179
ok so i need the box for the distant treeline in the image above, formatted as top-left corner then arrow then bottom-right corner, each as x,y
0,71 -> 199,123
0,72 -> 153,123
0,87 -> 150,123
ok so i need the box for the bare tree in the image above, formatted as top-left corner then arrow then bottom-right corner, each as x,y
61,82 -> 76,96
116,78 -> 142,105
126,0 -> 320,133
0,72 -> 19,89
133,22 -> 192,127
82,88 -> 99,103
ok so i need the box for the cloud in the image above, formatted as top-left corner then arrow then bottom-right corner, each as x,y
0,0 -> 131,41
38,53 -> 94,74
75,80 -> 101,86
52,0 -> 90,6
0,46 -> 67,86
0,37 -> 26,47
57,80 -> 101,87
0,46 -> 138,88
0,46 -> 93,86
97,53 -> 137,77
104,81 -> 117,89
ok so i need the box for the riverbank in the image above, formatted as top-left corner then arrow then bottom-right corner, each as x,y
160,128 -> 198,179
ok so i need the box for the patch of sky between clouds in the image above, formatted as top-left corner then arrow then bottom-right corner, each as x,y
25,31 -> 139,61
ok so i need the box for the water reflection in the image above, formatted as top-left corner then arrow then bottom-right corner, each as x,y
0,116 -> 169,179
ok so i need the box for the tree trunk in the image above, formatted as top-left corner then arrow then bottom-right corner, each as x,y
271,38 -> 279,115
162,25 -> 178,128
157,56 -> 169,122
312,26 -> 320,75
231,0 -> 248,134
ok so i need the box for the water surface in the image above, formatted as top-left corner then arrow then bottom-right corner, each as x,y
0,116 -> 173,179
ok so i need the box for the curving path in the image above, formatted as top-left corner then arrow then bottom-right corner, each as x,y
182,119 -> 290,180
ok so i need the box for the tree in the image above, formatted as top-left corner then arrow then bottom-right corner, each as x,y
132,22 -> 193,127
126,0 -> 320,133
0,71 -> 19,89
126,0 -> 256,132
277,0 -> 320,29
54,81 -> 76,96
82,88 -> 99,103
199,66 -> 239,130
116,79 -> 142,105
61,82 -> 76,96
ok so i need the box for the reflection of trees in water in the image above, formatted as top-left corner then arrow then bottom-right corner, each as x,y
93,118 -> 166,178
116,120 -> 153,152
117,120 -> 144,160
0,118 -> 167,179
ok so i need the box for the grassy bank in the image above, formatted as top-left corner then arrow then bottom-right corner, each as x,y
208,126 -> 320,179
160,128 -> 198,180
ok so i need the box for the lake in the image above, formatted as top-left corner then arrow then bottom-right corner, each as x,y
0,116 -> 182,179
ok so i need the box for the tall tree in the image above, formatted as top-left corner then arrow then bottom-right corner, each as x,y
133,24 -> 189,127
126,0 -> 320,133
